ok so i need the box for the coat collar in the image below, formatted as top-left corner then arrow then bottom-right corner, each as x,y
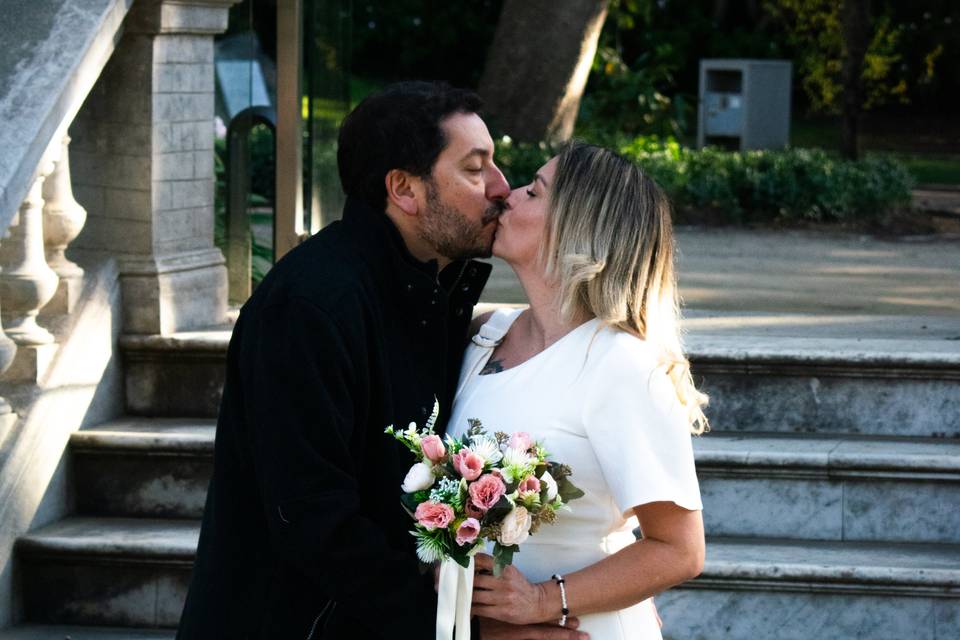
339,197 -> 491,307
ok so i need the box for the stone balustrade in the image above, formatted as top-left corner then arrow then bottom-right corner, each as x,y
0,134 -> 89,397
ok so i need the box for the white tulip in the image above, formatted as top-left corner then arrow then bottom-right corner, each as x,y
498,506 -> 531,546
401,462 -> 435,493
540,471 -> 559,502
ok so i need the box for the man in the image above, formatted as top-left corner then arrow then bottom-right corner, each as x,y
177,82 -> 586,639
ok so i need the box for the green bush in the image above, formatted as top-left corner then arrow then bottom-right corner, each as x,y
493,135 -> 914,224
625,142 -> 914,223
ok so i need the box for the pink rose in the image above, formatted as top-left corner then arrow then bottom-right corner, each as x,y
509,432 -> 534,452
415,501 -> 454,531
453,449 -> 484,481
464,499 -> 485,520
455,518 -> 481,546
420,435 -> 446,463
468,473 -> 507,512
518,475 -> 541,496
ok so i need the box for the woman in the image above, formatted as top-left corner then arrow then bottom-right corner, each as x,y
446,142 -> 707,639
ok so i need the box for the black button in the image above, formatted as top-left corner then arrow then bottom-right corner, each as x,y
455,307 -> 464,316
421,406 -> 429,416
406,284 -> 413,292
421,319 -> 428,326
430,298 -> 437,305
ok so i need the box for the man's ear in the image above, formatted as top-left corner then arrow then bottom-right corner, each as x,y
385,169 -> 422,216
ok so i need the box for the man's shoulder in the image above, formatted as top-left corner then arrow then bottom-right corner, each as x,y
242,225 -> 375,320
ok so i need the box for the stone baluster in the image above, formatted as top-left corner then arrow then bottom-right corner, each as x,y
42,134 -> 87,313
0,294 -> 17,418
0,153 -> 60,346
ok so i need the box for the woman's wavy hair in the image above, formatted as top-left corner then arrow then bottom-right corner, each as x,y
542,141 -> 709,434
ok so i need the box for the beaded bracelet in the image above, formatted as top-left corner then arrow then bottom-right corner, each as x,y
551,574 -> 570,626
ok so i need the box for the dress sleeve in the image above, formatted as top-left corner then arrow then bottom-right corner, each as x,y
580,336 -> 703,517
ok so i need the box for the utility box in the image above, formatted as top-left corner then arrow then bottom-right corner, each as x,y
697,59 -> 792,151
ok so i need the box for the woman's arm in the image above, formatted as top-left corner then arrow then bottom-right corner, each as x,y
471,501 -> 704,625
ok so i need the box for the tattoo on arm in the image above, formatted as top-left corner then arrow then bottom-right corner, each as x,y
479,359 -> 505,375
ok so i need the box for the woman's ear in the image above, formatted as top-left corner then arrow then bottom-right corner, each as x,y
385,169 -> 422,216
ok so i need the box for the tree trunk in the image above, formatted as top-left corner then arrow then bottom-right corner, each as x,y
477,0 -> 610,144
840,0 -> 871,160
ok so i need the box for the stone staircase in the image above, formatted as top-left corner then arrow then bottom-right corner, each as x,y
3,332 -> 223,639
659,334 -> 960,640
3,328 -> 959,639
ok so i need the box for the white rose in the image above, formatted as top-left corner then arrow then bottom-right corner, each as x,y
401,462 -> 435,493
498,506 -> 531,546
540,471 -> 559,502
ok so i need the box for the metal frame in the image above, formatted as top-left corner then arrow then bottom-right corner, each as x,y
275,0 -> 305,260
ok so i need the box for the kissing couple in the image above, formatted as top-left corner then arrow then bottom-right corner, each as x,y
177,81 -> 706,639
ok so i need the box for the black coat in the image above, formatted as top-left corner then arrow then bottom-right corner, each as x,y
177,197 -> 491,639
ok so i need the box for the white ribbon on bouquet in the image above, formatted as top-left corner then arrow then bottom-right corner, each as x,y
436,556 -> 475,640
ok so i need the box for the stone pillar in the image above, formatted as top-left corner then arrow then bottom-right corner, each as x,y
42,134 -> 87,315
70,0 -> 238,335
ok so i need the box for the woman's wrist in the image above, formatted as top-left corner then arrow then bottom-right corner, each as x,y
535,579 -> 563,624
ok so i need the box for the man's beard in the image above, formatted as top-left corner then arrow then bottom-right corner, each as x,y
419,179 -> 503,261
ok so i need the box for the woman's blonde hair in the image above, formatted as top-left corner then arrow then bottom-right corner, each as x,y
542,141 -> 709,434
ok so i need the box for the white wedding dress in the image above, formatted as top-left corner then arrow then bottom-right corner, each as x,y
447,308 -> 702,639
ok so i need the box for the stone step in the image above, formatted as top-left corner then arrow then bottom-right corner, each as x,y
70,420 -> 960,546
17,518 -> 959,637
71,418 -> 215,519
686,334 -> 960,437
16,518 -> 198,628
695,432 -> 960,543
119,326 -> 960,436
0,626 -> 174,639
120,331 -> 230,418
658,537 -> 960,640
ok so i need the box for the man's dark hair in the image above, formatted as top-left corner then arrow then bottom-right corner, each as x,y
337,81 -> 483,210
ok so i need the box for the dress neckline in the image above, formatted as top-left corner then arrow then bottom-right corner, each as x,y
472,308 -> 600,377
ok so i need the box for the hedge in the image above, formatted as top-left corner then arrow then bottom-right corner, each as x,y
494,136 -> 914,224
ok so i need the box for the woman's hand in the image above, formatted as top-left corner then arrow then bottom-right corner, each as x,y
471,553 -> 553,625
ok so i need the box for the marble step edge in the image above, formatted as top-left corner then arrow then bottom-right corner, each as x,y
695,537 -> 960,597
694,433 -> 960,480
70,423 -> 960,481
16,519 -> 960,596
15,518 -> 198,565
118,331 -> 960,378
0,625 -> 174,640
70,419 -> 216,455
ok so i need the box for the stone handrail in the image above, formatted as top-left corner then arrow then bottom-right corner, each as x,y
0,0 -> 134,233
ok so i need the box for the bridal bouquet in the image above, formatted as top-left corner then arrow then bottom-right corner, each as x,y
385,402 -> 583,576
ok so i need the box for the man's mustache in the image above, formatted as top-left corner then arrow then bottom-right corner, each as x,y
482,200 -> 508,225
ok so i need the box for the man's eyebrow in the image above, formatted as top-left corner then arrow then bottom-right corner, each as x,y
461,147 -> 491,161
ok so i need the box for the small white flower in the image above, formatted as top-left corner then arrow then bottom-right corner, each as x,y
401,462 -> 435,493
540,471 -> 559,502
502,446 -> 535,469
413,530 -> 445,563
469,436 -> 503,465
498,506 -> 531,546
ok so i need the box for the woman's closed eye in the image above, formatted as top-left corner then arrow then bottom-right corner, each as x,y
526,188 -> 536,198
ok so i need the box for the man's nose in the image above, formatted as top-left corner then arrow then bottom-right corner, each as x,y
485,164 -> 510,201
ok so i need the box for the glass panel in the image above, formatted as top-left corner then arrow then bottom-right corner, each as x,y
215,0 -> 278,300
303,0 -> 352,231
